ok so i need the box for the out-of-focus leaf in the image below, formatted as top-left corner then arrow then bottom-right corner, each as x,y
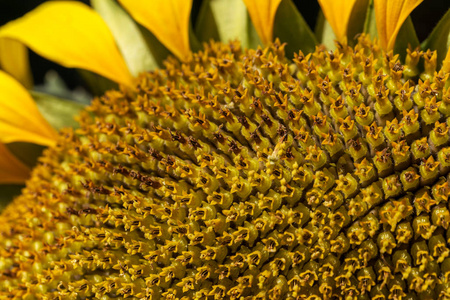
195,0 -> 261,48
92,0 -> 159,75
78,69 -> 118,96
34,70 -> 91,105
363,0 -> 378,39
137,24 -> 171,67
346,0 -> 370,42
0,184 -> 23,211
315,10 -> 336,50
5,142 -> 44,168
273,0 -> 317,57
394,16 -> 419,61
194,0 -> 220,42
195,0 -> 220,42
189,23 -> 202,53
31,91 -> 86,131
421,9 -> 450,67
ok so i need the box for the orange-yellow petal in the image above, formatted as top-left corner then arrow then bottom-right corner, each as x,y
444,51 -> 450,72
0,1 -> 132,87
317,0 -> 358,41
374,0 -> 423,51
0,70 -> 57,147
243,0 -> 282,46
118,0 -> 192,61
0,38 -> 32,89
0,143 -> 30,184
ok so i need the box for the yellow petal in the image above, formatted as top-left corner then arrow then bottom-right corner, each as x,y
118,0 -> 192,61
0,38 -> 33,89
0,1 -> 132,87
374,0 -> 423,51
243,0 -> 282,46
0,143 -> 30,184
0,70 -> 57,146
444,51 -> 450,72
317,0 -> 358,41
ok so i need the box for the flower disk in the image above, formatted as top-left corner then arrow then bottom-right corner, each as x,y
2,37 -> 450,299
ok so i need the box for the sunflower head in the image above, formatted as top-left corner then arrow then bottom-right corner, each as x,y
1,0 -> 450,299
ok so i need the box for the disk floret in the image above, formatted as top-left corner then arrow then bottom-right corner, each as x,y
1,36 -> 450,299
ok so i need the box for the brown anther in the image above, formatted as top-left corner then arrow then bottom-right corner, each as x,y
238,116 -> 250,129
261,114 -> 273,127
164,156 -> 175,167
277,125 -> 287,137
392,62 -> 403,72
252,97 -> 262,111
378,148 -> 391,162
348,139 -> 362,151
287,110 -> 295,120
66,207 -> 79,216
149,148 -> 163,160
188,137 -> 202,150
228,139 -> 241,154
170,131 -> 187,144
213,130 -> 226,144
250,130 -> 261,144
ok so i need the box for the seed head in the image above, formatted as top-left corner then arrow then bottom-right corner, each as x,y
2,36 -> 450,299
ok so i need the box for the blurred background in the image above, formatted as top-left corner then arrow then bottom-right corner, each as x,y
0,0 -> 449,91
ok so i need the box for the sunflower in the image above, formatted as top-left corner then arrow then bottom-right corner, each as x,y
0,0 -> 431,184
1,0 -> 450,298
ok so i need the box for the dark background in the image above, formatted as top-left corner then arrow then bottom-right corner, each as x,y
0,0 -> 448,90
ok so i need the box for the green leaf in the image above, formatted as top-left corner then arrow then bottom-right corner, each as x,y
31,91 -> 86,131
394,16 -> 419,61
0,184 -> 24,211
92,0 -> 160,75
34,70 -> 91,105
363,0 -> 378,39
136,24 -> 171,67
273,0 -> 317,57
421,9 -> 450,67
189,22 -> 203,53
78,69 -> 118,96
6,142 -> 44,168
315,10 -> 336,50
195,0 -> 261,48
195,0 -> 220,43
347,0 -> 370,42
